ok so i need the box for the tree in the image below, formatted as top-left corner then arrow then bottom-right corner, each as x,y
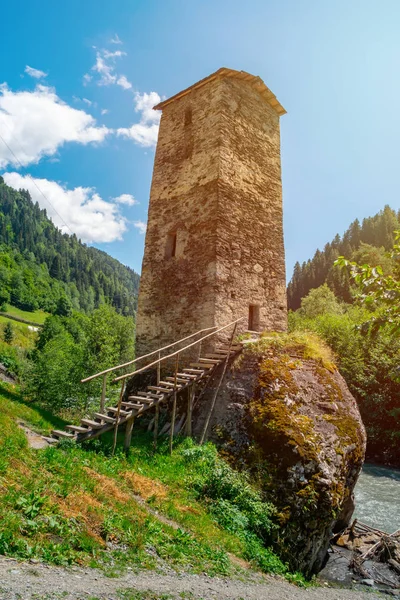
335,230 -> 400,334
298,284 -> 343,319
3,321 -> 14,344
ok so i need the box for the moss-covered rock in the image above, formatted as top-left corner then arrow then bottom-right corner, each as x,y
194,332 -> 366,576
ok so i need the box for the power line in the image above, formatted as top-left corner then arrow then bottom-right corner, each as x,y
0,126 -> 74,237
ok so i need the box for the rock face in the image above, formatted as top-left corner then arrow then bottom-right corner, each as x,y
194,334 -> 366,576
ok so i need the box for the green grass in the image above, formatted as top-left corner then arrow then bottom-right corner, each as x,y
4,305 -> 49,325
0,381 -> 307,585
0,315 -> 38,349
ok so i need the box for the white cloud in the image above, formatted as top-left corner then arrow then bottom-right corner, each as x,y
110,34 -> 123,44
89,49 -> 131,90
133,220 -> 147,234
103,50 -> 126,60
117,91 -> 161,147
82,98 -> 92,106
3,172 -> 127,243
92,51 -> 117,86
114,193 -> 138,206
101,108 -> 109,115
83,73 -> 92,85
117,75 -> 132,90
25,65 -> 47,79
0,84 -> 110,168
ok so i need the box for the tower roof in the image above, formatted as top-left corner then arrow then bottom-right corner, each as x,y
153,67 -> 286,116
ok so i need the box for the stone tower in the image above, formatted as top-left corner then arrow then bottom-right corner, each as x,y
136,68 -> 287,356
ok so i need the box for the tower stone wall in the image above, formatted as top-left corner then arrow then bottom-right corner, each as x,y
136,69 -> 287,357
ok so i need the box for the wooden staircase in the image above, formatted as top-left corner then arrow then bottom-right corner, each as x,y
51,343 -> 242,444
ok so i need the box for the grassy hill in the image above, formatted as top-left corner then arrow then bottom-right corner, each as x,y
0,382 -> 304,583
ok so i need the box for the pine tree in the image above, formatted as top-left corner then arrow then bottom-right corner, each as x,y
3,321 -> 14,344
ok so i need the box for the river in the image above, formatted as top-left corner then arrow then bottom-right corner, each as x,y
353,463 -> 400,534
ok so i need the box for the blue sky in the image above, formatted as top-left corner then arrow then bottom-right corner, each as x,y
1,0 -> 400,280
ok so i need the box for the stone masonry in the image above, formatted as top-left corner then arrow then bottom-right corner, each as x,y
136,68 -> 287,356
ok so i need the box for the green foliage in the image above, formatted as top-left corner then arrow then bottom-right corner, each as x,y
335,230 -> 400,335
0,179 -> 140,316
3,321 -> 14,344
287,205 -> 400,309
289,290 -> 400,466
0,385 -> 298,579
298,284 -> 342,318
26,305 -> 135,410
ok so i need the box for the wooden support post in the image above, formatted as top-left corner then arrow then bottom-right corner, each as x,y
100,374 -> 107,413
112,380 -> 125,455
169,353 -> 179,455
153,403 -> 159,450
200,323 -> 237,445
157,351 -> 161,385
124,417 -> 134,455
186,383 -> 195,437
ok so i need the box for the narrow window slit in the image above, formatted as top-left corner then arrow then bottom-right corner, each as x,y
165,232 -> 177,259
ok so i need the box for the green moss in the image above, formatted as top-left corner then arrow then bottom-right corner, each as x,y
244,331 -> 336,372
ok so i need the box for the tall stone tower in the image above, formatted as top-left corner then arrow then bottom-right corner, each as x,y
136,68 -> 287,356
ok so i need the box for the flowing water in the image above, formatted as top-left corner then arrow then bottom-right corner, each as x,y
353,463 -> 400,534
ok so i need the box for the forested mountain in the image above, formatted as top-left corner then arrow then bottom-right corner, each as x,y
287,205 -> 400,310
0,177 -> 140,315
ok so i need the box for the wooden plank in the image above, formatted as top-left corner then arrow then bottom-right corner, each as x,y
127,396 -> 154,404
183,368 -> 205,374
199,358 -> 220,364
137,391 -> 165,400
66,425 -> 89,433
93,412 -> 115,424
159,381 -> 183,388
81,419 -> 104,429
165,377 -> 191,384
148,386 -> 174,394
121,402 -> 144,410
52,429 -> 75,439
176,372 -> 198,379
106,407 -> 130,416
190,363 -> 214,369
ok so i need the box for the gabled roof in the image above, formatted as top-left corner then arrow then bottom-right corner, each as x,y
153,67 -> 286,116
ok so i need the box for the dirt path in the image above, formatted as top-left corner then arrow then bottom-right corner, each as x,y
0,557 -> 384,599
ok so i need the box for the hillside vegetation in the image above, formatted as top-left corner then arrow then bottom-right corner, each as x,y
287,205 -> 400,309
0,177 -> 139,316
0,382 -> 305,582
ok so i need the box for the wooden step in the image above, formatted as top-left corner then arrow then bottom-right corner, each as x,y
166,377 -> 193,384
52,429 -> 75,439
159,381 -> 183,388
81,419 -> 104,429
93,412 -> 116,424
148,386 -> 174,394
128,396 -> 154,404
176,372 -> 198,379
190,362 -> 214,369
216,345 -> 241,352
122,402 -> 145,410
106,407 -> 130,416
199,357 -> 220,364
204,354 -> 228,360
66,425 -> 89,433
183,368 -> 205,374
137,391 -> 165,400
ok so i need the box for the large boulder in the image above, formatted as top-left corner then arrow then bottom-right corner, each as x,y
194,332 -> 366,576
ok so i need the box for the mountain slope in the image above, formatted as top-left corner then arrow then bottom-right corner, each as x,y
0,177 -> 140,316
287,205 -> 400,310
